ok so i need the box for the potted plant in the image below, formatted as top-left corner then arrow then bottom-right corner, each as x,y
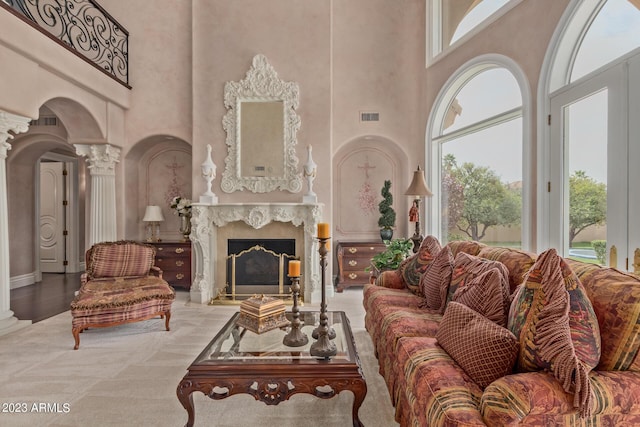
378,180 -> 396,241
365,238 -> 413,279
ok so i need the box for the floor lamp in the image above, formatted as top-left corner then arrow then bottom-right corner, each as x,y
405,165 -> 433,253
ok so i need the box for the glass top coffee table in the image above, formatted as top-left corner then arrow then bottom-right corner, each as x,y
176,310 -> 367,427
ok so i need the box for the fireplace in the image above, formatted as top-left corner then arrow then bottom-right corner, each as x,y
226,239 -> 296,299
189,202 -> 329,304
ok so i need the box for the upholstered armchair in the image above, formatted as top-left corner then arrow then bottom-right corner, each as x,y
70,241 -> 176,349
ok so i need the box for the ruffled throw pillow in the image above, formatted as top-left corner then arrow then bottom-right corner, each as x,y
508,248 -> 601,417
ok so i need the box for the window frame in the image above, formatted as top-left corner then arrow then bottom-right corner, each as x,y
427,0 -> 525,67
426,54 -> 532,249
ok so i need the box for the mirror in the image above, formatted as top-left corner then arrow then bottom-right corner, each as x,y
221,54 -> 302,193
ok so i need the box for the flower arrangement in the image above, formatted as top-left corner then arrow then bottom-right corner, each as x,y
170,196 -> 192,216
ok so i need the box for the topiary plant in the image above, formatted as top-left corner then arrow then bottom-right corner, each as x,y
378,180 -> 396,227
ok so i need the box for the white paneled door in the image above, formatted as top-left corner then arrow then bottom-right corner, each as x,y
39,161 -> 66,273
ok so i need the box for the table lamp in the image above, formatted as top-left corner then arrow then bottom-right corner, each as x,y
143,205 -> 164,242
405,165 -> 433,252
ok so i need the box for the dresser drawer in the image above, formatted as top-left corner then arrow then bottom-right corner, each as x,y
336,241 -> 386,292
341,244 -> 383,256
146,241 -> 192,290
341,256 -> 374,272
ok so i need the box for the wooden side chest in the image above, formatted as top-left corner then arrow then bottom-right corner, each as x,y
336,241 -> 386,292
147,241 -> 192,290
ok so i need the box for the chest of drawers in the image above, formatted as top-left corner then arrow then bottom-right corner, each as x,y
336,241 -> 386,292
147,241 -> 192,290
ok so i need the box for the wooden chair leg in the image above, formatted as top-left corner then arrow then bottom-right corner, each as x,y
73,327 -> 81,350
164,310 -> 171,331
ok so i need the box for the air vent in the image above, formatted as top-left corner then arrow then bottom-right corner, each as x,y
360,112 -> 380,122
29,116 -> 58,126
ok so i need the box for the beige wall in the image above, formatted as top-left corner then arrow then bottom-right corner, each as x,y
2,0 -> 578,281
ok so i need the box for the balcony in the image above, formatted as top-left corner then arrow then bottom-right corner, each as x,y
1,0 -> 129,87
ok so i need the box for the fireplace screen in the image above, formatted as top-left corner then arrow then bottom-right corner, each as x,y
225,239 -> 296,301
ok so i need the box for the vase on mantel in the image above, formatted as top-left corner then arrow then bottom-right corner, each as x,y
180,213 -> 191,241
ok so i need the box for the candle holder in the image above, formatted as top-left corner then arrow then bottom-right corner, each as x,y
283,275 -> 308,347
310,236 -> 337,358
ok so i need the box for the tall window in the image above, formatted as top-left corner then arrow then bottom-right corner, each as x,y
545,0 -> 640,270
431,64 -> 524,247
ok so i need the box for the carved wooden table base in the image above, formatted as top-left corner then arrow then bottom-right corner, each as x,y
177,375 -> 367,427
176,311 -> 367,427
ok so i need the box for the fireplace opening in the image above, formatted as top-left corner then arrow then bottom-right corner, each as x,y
226,238 -> 296,298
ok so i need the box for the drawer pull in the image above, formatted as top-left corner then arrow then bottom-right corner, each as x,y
348,260 -> 358,267
176,260 -> 184,267
175,248 -> 185,254
157,247 -> 163,251
348,273 -> 358,280
348,247 -> 358,254
176,273 -> 184,280
157,258 -> 163,262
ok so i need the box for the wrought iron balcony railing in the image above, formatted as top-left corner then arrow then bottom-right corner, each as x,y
1,0 -> 129,87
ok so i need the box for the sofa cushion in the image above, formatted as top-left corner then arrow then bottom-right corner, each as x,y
88,241 -> 156,279
567,261 -> 640,372
477,246 -> 537,293
437,302 -> 518,389
419,245 -> 454,313
508,248 -> 601,416
401,235 -> 442,294
394,336 -> 487,427
445,240 -> 486,258
452,268 -> 511,327
71,276 -> 175,310
446,252 -> 510,305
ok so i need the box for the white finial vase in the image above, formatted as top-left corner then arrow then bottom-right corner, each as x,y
303,145 -> 317,203
200,144 -> 218,204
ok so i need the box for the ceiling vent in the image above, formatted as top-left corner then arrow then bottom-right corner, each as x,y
360,112 -> 379,122
30,116 -> 58,126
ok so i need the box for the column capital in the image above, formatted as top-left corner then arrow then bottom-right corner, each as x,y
75,144 -> 121,175
0,111 -> 31,159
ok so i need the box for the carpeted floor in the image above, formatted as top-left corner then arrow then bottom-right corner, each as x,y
0,288 -> 398,427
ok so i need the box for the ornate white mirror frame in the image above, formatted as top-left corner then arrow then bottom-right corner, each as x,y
221,54 -> 303,193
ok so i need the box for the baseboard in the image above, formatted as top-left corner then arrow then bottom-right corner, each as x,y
10,272 -> 36,290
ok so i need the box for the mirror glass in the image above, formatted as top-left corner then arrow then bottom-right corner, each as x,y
222,55 -> 302,193
240,101 -> 284,178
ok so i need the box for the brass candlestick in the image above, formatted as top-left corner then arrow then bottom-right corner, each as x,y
310,236 -> 336,358
283,275 -> 308,347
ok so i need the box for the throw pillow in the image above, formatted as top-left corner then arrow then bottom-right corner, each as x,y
401,235 -> 442,294
446,252 -> 510,305
89,241 -> 156,279
418,245 -> 454,313
452,268 -> 510,327
508,248 -> 601,417
436,301 -> 519,389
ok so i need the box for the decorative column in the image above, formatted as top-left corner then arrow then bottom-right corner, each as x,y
0,111 -> 31,336
75,144 -> 121,246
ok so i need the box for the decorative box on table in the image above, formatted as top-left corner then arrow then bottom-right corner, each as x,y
237,295 -> 289,334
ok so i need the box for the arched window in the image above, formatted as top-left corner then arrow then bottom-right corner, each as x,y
571,0 -> 640,81
429,0 -> 521,61
543,0 -> 640,270
429,58 -> 528,248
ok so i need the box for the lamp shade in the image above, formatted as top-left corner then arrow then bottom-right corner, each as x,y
142,205 -> 164,222
405,165 -> 433,197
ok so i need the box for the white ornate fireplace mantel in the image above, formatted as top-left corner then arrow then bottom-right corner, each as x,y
189,202 -> 328,304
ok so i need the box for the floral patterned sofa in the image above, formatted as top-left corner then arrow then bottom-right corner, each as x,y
70,241 -> 176,349
363,239 -> 640,426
